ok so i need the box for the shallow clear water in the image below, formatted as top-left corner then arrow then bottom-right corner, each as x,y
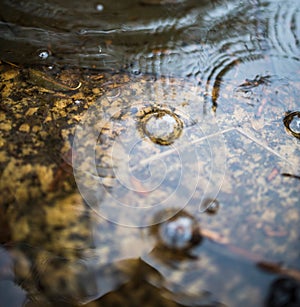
0,0 -> 300,306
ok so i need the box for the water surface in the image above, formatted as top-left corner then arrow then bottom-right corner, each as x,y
0,0 -> 299,306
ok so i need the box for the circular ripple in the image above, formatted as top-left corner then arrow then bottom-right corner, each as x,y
0,0 -> 265,77
72,78 -> 226,227
267,0 -> 300,59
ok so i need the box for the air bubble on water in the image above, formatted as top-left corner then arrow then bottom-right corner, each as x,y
78,29 -> 88,35
159,217 -> 193,249
283,111 -> 300,139
200,198 -> 220,214
290,115 -> 300,133
138,108 -> 183,145
38,50 -> 50,60
96,4 -> 104,11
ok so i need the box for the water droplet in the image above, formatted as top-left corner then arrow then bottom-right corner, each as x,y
283,111 -> 300,139
138,108 -> 183,145
96,4 -> 104,11
200,198 -> 220,214
37,49 -> 50,60
78,29 -> 88,35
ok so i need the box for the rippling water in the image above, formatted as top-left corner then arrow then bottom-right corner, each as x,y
1,0 -> 299,100
1,0 -> 300,306
0,1 -> 289,69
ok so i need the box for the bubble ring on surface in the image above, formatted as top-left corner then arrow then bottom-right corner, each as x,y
137,107 -> 183,145
283,111 -> 300,139
72,81 -> 227,227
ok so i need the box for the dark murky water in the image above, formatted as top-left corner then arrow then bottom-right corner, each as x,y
0,0 -> 300,306
1,0 -> 299,105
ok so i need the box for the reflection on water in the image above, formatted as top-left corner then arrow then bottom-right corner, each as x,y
1,0 -> 299,106
0,0 -> 300,306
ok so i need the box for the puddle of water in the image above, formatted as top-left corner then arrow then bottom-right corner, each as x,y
0,0 -> 300,306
